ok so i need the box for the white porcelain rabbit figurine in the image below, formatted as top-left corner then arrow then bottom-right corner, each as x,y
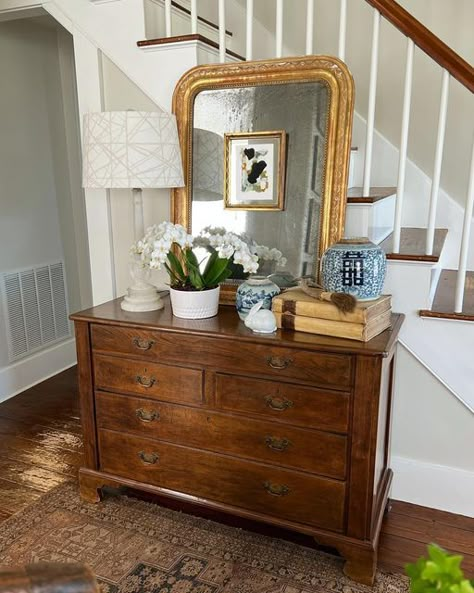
244,301 -> 277,333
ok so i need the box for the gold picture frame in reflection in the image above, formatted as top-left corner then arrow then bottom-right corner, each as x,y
223,130 -> 287,211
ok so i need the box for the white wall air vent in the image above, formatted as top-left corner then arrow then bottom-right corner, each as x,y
1,262 -> 71,362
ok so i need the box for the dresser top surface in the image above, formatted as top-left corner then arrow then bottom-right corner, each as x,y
71,296 -> 403,356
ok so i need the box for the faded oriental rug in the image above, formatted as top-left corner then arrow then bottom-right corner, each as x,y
0,482 -> 408,593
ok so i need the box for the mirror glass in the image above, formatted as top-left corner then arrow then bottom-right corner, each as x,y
191,81 -> 329,280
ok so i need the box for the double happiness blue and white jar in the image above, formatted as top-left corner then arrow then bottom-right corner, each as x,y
320,238 -> 386,301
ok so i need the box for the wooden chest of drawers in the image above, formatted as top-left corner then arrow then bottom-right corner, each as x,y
71,298 -> 403,585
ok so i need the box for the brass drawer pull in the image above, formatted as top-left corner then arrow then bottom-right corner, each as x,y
135,408 -> 159,423
263,481 -> 290,497
138,451 -> 159,465
265,435 -> 292,452
136,374 -> 156,388
133,337 -> 155,351
264,395 -> 293,411
266,355 -> 293,370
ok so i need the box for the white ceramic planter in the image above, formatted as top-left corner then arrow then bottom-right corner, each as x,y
169,286 -> 220,319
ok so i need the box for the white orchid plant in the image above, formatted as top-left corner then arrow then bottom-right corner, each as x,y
131,222 -> 259,291
199,226 -> 287,268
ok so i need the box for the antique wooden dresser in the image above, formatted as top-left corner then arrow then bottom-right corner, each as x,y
71,298 -> 403,585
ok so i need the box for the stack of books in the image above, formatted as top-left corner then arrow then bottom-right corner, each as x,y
272,290 -> 392,341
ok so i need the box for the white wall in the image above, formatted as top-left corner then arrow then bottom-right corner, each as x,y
0,16 -> 90,395
391,345 -> 474,517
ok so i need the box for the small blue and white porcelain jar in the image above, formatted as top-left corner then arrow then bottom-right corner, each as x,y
320,238 -> 386,301
236,276 -> 280,320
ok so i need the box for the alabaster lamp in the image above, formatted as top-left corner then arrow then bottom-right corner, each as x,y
82,111 -> 184,311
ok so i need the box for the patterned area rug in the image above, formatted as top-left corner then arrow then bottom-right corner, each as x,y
0,482 -> 408,593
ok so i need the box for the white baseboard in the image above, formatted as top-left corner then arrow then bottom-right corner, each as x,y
0,338 -> 77,403
391,455 -> 474,518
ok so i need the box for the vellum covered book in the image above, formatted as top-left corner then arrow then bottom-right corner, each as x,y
274,309 -> 393,342
272,290 -> 391,324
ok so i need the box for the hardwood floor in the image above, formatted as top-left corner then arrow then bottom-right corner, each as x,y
0,367 -> 472,578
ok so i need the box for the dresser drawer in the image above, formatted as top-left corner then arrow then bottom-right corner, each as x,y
216,374 -> 350,433
93,354 -> 203,404
91,324 -> 351,389
91,325 -> 188,361
96,391 -> 347,479
98,429 -> 346,532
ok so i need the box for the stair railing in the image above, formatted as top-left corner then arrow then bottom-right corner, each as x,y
156,0 -> 473,313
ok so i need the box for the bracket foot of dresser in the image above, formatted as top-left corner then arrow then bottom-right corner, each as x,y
339,544 -> 377,586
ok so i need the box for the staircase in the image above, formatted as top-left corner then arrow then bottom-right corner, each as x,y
1,0 -> 472,515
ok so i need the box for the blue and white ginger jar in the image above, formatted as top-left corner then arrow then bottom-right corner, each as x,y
236,276 -> 280,320
320,238 -> 386,301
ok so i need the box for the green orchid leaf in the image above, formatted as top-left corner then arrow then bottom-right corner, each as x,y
164,262 -> 183,285
187,264 -> 205,290
184,248 -> 201,269
166,250 -> 186,280
202,250 -> 218,276
202,257 -> 232,287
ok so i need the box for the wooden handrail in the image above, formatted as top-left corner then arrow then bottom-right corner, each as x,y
365,0 -> 473,93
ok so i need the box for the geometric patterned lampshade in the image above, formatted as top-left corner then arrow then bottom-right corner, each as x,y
82,111 -> 184,189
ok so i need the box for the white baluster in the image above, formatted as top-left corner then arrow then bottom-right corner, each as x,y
393,39 -> 414,253
338,0 -> 347,61
246,0 -> 254,60
190,0 -> 198,34
362,9 -> 380,198
164,0 -> 172,37
305,0 -> 314,56
276,0 -> 283,58
454,138 -> 474,313
426,69 -> 450,254
218,0 -> 225,63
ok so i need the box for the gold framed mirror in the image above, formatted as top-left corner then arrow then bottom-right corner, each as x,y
172,56 -> 354,303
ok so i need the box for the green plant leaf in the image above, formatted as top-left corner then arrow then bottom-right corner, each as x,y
451,580 -> 474,593
167,250 -> 186,281
406,545 -> 470,593
164,262 -> 182,285
202,257 -> 232,287
184,248 -> 201,270
202,250 -> 218,277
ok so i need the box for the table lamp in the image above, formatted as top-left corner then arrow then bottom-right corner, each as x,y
82,110 -> 184,311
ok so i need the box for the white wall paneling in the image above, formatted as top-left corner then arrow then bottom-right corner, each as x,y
73,31 -> 116,305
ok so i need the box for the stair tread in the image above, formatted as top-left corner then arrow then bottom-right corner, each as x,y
381,227 -> 448,262
347,186 -> 396,204
137,34 -> 244,61
420,269 -> 474,320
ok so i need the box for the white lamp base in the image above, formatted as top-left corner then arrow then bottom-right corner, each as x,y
121,283 -> 164,312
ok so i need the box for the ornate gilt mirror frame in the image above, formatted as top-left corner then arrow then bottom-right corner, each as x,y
171,56 -> 354,300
